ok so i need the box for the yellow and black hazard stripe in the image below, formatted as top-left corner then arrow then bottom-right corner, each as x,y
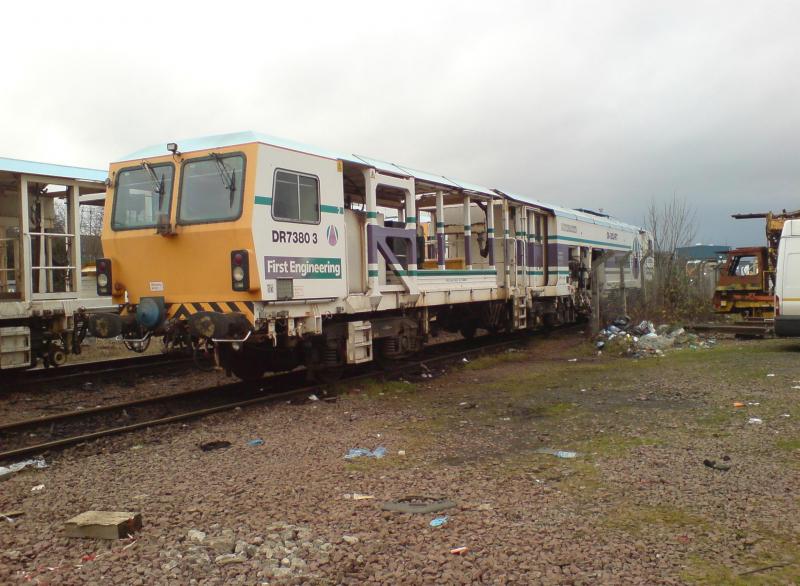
166,301 -> 255,322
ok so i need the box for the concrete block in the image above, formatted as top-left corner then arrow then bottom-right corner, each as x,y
64,511 -> 142,539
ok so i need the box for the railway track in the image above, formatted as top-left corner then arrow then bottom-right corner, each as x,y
686,319 -> 773,337
0,330 -> 547,462
4,353 -> 194,390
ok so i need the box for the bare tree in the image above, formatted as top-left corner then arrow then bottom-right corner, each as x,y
79,205 -> 105,264
645,193 -> 697,254
644,194 -> 701,317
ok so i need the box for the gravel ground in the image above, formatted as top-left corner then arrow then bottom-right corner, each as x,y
0,330 -> 798,584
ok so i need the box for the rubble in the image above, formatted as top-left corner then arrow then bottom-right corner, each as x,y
595,318 -> 716,358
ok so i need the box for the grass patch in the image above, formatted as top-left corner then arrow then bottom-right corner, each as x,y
575,433 -> 658,457
604,504 -> 708,534
775,437 -> 800,452
334,378 -> 417,400
463,350 -> 533,371
684,552 -> 799,585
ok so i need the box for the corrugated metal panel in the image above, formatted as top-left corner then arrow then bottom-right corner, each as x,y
0,157 -> 106,183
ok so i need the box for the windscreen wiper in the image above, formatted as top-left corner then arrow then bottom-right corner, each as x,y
141,161 -> 166,208
209,153 -> 237,207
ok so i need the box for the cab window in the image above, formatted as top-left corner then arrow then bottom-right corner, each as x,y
112,164 -> 174,230
272,169 -> 320,224
178,154 -> 245,224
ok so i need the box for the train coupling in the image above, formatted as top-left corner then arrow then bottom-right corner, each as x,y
187,311 -> 252,342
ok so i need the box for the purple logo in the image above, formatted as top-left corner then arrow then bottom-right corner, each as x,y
326,225 -> 339,246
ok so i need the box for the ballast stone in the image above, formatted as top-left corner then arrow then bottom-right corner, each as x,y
64,511 -> 142,539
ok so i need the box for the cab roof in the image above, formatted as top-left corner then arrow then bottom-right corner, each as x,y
120,131 -> 644,235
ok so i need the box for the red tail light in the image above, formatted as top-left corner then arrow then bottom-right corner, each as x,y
96,258 -> 112,296
231,250 -> 250,291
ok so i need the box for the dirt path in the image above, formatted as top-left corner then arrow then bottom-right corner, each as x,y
0,332 -> 798,584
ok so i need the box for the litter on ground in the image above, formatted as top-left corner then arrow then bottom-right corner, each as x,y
344,447 -> 386,459
0,457 -> 47,478
381,496 -> 456,514
430,516 -> 449,527
536,448 -> 579,459
200,441 -> 232,451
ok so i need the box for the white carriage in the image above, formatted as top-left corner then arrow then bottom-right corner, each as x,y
0,158 -> 108,369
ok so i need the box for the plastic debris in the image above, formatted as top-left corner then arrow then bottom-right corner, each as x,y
247,439 -> 264,447
200,441 -> 232,451
567,358 -> 578,362
703,457 -> 731,471
767,373 -> 775,377
462,357 -> 469,363
430,516 -> 449,527
596,319 -> 715,358
344,493 -> 375,500
344,447 -> 386,459
0,457 -> 47,478
748,418 -> 763,425
381,496 -> 456,514
397,450 -> 406,456
450,546 -> 468,555
781,413 -> 791,418
308,394 -> 319,401
536,448 -> 579,459
733,402 -> 745,408
1,510 -> 24,524
30,484 -> 45,492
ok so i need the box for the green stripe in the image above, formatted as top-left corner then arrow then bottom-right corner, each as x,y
550,235 -> 630,249
464,225 -> 472,231
436,222 -> 445,229
368,269 -> 379,277
255,196 -> 342,215
487,228 -> 495,234
515,231 -> 525,236
417,269 -> 496,276
527,270 -> 544,275
366,211 -> 378,219
406,216 -> 417,223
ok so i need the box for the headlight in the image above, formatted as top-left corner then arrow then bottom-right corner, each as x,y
97,274 -> 109,287
232,266 -> 245,282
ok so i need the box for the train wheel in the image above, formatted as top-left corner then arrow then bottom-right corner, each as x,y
228,348 -> 267,381
459,321 -> 478,339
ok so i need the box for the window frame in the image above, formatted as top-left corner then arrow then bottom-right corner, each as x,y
270,168 -> 321,226
176,152 -> 247,226
111,162 -> 176,232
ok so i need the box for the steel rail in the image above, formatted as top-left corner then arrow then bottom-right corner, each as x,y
0,331 -> 538,461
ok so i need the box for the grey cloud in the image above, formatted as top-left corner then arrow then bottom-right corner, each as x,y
1,0 -> 798,246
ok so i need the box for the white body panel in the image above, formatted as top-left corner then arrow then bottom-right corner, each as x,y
776,220 -> 800,318
251,145 -> 347,302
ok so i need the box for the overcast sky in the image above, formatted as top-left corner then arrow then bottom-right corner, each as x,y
2,1 -> 798,246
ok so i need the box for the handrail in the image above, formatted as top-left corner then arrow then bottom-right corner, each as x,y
212,330 -> 253,344
116,332 -> 152,344
26,232 -> 76,238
